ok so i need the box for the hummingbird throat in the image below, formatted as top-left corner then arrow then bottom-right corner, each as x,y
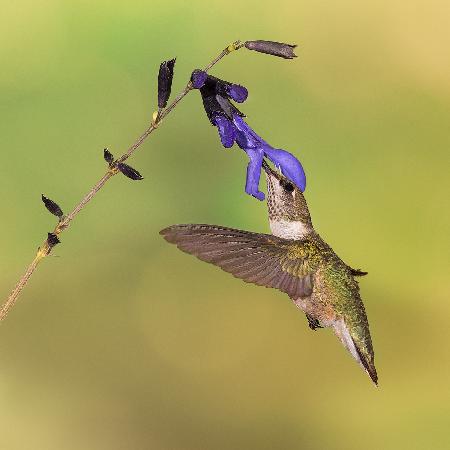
269,218 -> 310,240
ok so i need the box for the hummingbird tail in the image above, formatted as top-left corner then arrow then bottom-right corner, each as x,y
333,319 -> 378,385
353,340 -> 378,385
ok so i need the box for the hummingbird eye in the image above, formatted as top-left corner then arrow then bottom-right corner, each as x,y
280,179 -> 294,193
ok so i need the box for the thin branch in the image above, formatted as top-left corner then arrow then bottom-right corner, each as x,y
0,40 -> 243,322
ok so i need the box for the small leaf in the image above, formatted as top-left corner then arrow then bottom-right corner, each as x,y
158,58 -> 176,109
47,232 -> 60,248
104,148 -> 114,165
42,195 -> 64,218
244,40 -> 297,59
117,162 -> 143,180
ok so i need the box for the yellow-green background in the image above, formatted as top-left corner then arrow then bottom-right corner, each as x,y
0,1 -> 449,449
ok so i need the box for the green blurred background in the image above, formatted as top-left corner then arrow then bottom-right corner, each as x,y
0,0 -> 449,449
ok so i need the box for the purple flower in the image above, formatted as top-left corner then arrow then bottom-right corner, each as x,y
192,71 -> 306,201
191,70 -> 248,103
231,115 -> 306,200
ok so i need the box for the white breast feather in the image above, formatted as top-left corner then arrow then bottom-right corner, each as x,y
270,219 -> 309,240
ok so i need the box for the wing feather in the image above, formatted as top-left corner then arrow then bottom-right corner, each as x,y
160,224 -> 315,299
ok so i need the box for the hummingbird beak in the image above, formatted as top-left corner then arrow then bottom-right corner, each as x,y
262,159 -> 281,180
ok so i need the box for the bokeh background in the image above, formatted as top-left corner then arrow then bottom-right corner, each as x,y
0,1 -> 449,449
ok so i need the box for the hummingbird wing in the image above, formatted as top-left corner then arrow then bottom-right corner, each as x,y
160,224 -> 314,299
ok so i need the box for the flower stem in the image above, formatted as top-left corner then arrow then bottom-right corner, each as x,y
0,40 -> 243,322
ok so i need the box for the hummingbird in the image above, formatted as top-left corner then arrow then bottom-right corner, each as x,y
160,161 -> 378,384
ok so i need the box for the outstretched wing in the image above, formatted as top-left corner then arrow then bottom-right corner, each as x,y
160,224 -> 314,299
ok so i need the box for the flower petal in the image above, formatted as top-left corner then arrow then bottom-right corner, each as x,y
235,128 -> 259,150
263,147 -> 306,192
232,115 -> 269,147
244,148 -> 265,201
214,115 -> 236,148
226,84 -> 248,103
191,69 -> 208,89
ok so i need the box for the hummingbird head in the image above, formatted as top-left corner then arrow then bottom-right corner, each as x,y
263,160 -> 313,239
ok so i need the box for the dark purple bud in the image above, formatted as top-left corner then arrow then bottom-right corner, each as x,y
244,40 -> 297,59
104,148 -> 114,165
47,232 -> 60,248
191,69 -> 207,89
226,84 -> 248,103
42,194 -> 64,218
158,58 -> 176,109
117,162 -> 143,180
214,116 -> 236,148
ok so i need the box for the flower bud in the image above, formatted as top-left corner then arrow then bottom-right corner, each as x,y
104,148 -> 114,165
41,195 -> 64,219
117,162 -> 143,180
47,232 -> 60,248
158,58 -> 176,108
244,40 -> 297,59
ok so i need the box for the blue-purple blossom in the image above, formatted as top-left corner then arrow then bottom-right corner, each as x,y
193,70 -> 306,201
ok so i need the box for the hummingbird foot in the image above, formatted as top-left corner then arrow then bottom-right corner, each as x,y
306,314 -> 323,331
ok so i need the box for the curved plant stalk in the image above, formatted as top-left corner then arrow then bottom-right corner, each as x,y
0,40 -> 245,322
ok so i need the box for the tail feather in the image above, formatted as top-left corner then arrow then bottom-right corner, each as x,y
354,341 -> 378,385
333,319 -> 378,385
